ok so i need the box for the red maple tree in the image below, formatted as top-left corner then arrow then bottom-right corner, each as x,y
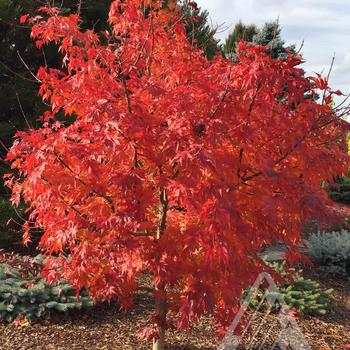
6,1 -> 349,349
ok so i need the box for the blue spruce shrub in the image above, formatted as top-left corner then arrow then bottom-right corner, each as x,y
0,253 -> 93,322
306,230 -> 350,277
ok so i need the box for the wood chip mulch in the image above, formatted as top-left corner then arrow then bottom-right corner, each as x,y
0,268 -> 349,350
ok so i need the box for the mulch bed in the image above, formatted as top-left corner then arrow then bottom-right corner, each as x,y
302,202 -> 350,237
1,267 -> 349,350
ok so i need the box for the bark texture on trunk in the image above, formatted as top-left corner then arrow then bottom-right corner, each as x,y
152,284 -> 167,350
152,187 -> 168,350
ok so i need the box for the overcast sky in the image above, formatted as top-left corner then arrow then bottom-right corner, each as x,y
196,0 -> 350,96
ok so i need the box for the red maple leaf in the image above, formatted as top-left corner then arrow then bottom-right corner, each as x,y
19,14 -> 28,24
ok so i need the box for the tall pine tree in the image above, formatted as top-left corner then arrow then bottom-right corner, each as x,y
224,21 -> 258,59
180,0 -> 221,60
253,20 -> 296,59
224,20 -> 295,61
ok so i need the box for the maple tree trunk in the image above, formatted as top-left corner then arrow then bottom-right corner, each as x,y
152,187 -> 168,350
152,284 -> 167,350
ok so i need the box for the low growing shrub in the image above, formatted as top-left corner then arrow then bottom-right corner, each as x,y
340,191 -> 350,204
0,252 -> 93,322
247,261 -> 333,316
328,192 -> 342,202
306,230 -> 350,277
327,175 -> 350,204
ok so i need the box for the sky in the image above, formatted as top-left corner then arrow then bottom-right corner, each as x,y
196,0 -> 350,97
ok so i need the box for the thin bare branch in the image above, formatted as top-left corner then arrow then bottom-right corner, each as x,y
17,51 -> 42,83
0,60 -> 38,83
0,138 -> 9,152
322,54 -> 335,105
295,39 -> 304,55
16,93 -> 32,129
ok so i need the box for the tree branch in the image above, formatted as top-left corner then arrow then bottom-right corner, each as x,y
241,114 -> 336,182
54,150 -> 115,212
130,229 -> 155,237
117,58 -> 132,114
209,67 -> 232,120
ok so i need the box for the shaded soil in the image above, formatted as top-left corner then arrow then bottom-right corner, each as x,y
0,268 -> 349,350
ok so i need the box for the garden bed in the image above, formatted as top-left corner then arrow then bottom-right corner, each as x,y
0,268 -> 349,350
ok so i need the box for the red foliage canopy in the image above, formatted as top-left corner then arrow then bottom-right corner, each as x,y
6,0 -> 349,340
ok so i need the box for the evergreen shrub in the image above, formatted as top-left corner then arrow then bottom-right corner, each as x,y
0,251 -> 93,322
247,261 -> 333,316
306,230 -> 350,277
